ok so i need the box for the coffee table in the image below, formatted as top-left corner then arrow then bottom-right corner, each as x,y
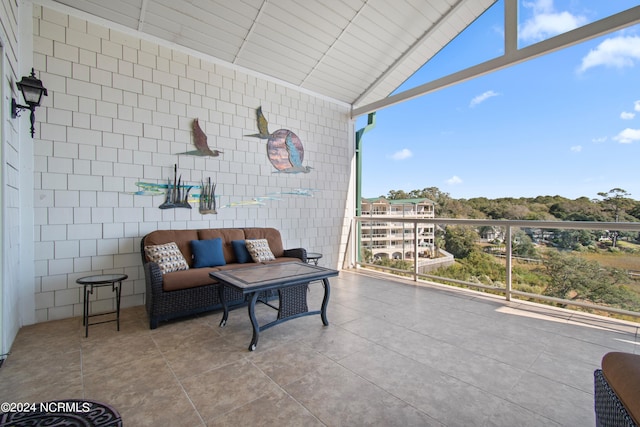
210,262 -> 338,351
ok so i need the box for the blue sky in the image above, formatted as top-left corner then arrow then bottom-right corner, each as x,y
357,0 -> 640,200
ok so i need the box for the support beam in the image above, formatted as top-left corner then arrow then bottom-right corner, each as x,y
504,0 -> 517,54
352,0 -> 478,107
352,5 -> 640,118
138,0 -> 148,31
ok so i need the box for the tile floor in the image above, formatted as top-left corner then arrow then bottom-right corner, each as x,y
1,269 -> 638,426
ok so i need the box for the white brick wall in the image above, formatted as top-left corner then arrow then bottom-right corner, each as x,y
31,5 -> 352,323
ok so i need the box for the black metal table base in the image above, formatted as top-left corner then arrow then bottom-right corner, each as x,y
219,279 -> 331,351
76,274 -> 127,337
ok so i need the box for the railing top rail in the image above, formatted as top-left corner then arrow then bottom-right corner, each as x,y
355,216 -> 640,231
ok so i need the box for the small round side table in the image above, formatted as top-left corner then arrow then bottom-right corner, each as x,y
76,274 -> 127,337
306,252 -> 323,265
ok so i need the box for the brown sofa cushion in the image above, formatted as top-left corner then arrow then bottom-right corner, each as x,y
243,228 -> 284,257
602,352 -> 640,425
162,268 -> 218,291
143,229 -> 199,267
198,229 -> 245,263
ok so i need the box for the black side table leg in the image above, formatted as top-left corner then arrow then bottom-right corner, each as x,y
84,285 -> 92,338
114,281 -> 122,331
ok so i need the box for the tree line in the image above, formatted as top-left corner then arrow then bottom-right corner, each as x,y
372,187 -> 640,316
383,187 -> 640,223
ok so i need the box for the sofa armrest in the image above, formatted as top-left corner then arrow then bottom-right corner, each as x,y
283,247 -> 307,262
601,352 -> 640,426
595,369 -> 638,427
143,261 -> 164,294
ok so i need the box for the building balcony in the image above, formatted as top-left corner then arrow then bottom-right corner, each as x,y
361,210 -> 434,219
0,268 -> 634,425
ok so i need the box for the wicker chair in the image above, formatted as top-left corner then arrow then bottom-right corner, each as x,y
594,352 -> 640,427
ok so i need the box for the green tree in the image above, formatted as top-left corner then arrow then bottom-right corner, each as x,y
597,188 -> 633,247
512,230 -> 537,258
541,251 -> 639,309
444,226 -> 478,258
549,198 -> 605,221
361,247 -> 373,263
629,200 -> 640,221
386,189 -> 409,200
552,229 -> 596,250
597,188 -> 632,221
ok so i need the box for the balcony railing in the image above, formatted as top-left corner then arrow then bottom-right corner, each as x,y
352,217 -> 640,320
361,210 -> 434,218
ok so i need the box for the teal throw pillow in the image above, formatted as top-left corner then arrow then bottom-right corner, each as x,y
191,238 -> 226,268
232,239 -> 253,263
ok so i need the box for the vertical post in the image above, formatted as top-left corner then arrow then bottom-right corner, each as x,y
401,203 -> 406,262
505,0 -> 518,55
505,225 -> 512,301
355,113 -> 376,264
413,220 -> 419,281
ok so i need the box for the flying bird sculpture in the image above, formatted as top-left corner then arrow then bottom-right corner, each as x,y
276,131 -> 312,173
246,106 -> 311,174
244,106 -> 270,139
178,118 -> 223,157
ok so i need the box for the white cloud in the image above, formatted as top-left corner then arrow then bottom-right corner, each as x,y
446,176 -> 463,185
570,145 -> 582,152
621,111 -> 636,120
523,0 -> 553,14
635,100 -> 640,112
390,148 -> 412,160
578,36 -> 640,73
592,136 -> 607,143
520,0 -> 586,42
469,90 -> 499,108
613,128 -> 640,144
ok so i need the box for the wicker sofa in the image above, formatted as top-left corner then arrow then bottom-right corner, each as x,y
140,227 -> 307,329
594,352 -> 640,427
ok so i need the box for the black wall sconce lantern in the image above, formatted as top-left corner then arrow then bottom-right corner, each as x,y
11,68 -> 48,138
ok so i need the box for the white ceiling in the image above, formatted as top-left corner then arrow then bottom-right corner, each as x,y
49,0 -> 497,108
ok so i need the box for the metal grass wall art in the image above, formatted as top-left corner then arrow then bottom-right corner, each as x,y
199,177 -> 218,214
129,176 -> 316,212
159,164 -> 193,209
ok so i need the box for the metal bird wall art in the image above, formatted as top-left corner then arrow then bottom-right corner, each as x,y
245,106 -> 270,139
246,107 -> 312,173
178,119 -> 223,157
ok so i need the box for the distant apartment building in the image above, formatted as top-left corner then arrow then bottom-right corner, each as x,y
360,197 -> 436,260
